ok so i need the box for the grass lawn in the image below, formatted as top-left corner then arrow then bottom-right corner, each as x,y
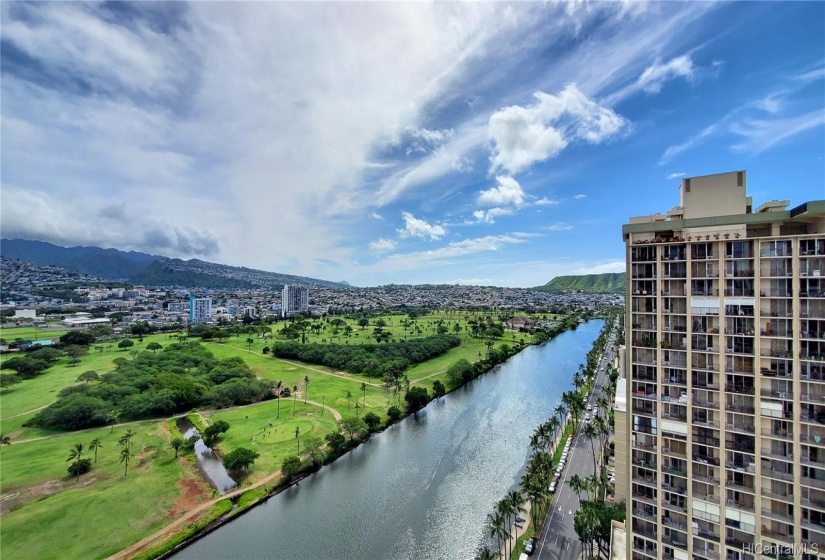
0,420 -> 203,560
205,400 -> 340,483
0,324 -> 68,342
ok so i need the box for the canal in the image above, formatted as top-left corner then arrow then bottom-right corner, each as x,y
172,319 -> 604,560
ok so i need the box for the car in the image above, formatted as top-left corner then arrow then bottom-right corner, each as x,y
568,434 -> 574,441
548,481 -> 557,493
525,538 -> 536,555
587,404 -> 592,411
555,465 -> 563,475
584,413 -> 591,421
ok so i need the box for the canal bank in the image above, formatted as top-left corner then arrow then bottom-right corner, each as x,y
165,320 -> 604,560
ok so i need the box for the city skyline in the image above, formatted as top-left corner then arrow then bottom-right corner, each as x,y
1,2 -> 823,288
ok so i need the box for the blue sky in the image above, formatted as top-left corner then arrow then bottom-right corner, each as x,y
1,2 -> 823,288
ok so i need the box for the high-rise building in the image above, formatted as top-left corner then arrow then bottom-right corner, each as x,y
282,285 -> 309,318
188,296 -> 212,325
621,171 -> 825,560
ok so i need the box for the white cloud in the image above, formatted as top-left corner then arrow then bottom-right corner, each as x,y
638,55 -> 695,93
369,212 -> 384,220
545,222 -> 574,231
397,212 -> 446,240
468,207 -> 515,224
488,84 -> 628,174
666,172 -> 686,179
574,194 -> 587,199
379,234 -> 526,271
368,237 -> 397,251
730,110 -> 825,154
534,197 -> 559,206
478,175 -> 525,206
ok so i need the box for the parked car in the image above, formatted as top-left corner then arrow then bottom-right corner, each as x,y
548,481 -> 557,493
525,537 -> 536,555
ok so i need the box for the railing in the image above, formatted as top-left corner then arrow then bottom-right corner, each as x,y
727,423 -> 755,434
692,399 -> 719,408
726,481 -> 755,493
761,528 -> 794,545
761,389 -> 794,400
727,499 -> 755,512
802,476 -> 825,489
761,428 -> 794,439
761,468 -> 793,481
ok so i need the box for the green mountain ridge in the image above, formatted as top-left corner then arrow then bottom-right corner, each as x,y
533,272 -> 626,293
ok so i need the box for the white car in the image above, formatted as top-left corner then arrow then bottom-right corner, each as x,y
587,404 -> 592,411
548,481 -> 557,493
584,413 -> 591,421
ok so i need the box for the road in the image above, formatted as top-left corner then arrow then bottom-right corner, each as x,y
535,319 -> 620,560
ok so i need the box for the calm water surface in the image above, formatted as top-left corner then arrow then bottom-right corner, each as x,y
173,320 -> 603,560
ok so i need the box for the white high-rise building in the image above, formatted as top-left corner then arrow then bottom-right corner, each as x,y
282,285 -> 309,318
622,171 -> 825,560
188,296 -> 212,325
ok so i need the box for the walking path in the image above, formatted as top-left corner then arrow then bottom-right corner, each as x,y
108,466 -> 286,560
3,401 -> 54,419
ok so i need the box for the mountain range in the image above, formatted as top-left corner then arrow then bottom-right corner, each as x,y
533,272 -> 626,293
0,239 -> 347,289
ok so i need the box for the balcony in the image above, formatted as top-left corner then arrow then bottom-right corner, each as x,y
727,499 -> 755,512
727,423 -> 755,435
693,399 -> 720,409
761,467 -> 793,482
632,493 -> 657,506
802,476 -> 825,489
762,388 -> 793,400
761,508 -> 793,523
761,528 -> 794,545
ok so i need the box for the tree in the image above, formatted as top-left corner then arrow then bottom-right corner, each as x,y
486,510 -> 507,557
574,502 -> 599,559
346,390 -> 353,413
303,437 -> 325,466
432,380 -> 446,400
203,420 -> 230,447
404,386 -> 429,412
361,382 -> 367,406
475,547 -> 498,560
118,429 -> 135,450
246,337 -> 254,352
67,458 -> 92,478
387,405 -> 402,423
119,445 -> 132,477
568,474 -> 588,503
295,426 -> 301,454
0,374 -> 22,388
117,339 -> 134,350
146,342 -> 162,353
1,356 -> 49,379
341,416 -> 367,440
363,412 -> 381,432
89,437 -> 103,463
0,434 -> 11,446
584,421 -> 600,473
358,318 -> 369,330
77,370 -> 99,383
447,359 -> 474,384
171,437 -> 183,458
59,331 -> 95,346
325,432 -> 346,454
67,443 -> 86,482
303,375 -> 310,404
281,455 -> 301,480
108,410 -> 120,433
224,447 -> 260,471
275,380 -> 283,419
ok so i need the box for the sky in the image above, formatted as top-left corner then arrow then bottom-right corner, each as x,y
1,1 -> 823,288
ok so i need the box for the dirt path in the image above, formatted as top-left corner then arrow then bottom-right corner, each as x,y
107,467 -> 286,560
2,401 -> 55,420
304,399 -> 343,421
408,370 -> 446,384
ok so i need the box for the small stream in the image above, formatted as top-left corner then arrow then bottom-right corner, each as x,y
177,418 -> 238,494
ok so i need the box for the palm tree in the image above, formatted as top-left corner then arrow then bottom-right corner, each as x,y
118,429 -> 135,450
119,446 -> 132,477
506,490 -> 526,556
275,381 -> 283,418
108,410 -> 120,433
568,474 -> 587,503
554,403 -> 567,427
245,337 -> 254,352
67,443 -> 85,482
303,375 -> 310,404
584,421 -> 600,473
89,438 -> 103,463
295,426 -> 301,454
475,546 -> 499,560
361,382 -> 367,406
575,505 -> 599,559
486,510 -> 507,556
346,391 -> 353,413
293,385 -> 298,415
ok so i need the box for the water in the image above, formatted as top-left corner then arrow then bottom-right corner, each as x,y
172,320 -> 604,560
179,419 -> 238,494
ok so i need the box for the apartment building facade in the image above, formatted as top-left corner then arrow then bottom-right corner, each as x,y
622,171 -> 825,560
282,284 -> 309,318
188,296 -> 212,325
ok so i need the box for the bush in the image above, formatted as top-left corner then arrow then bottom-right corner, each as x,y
387,406 -> 402,423
363,412 -> 381,432
67,458 -> 92,477
325,432 -> 347,454
447,359 -> 474,384
223,447 -> 260,471
404,387 -> 429,412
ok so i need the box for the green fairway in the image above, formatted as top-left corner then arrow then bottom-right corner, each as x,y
205,400 -> 341,482
0,324 -> 68,342
0,420 -> 201,560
